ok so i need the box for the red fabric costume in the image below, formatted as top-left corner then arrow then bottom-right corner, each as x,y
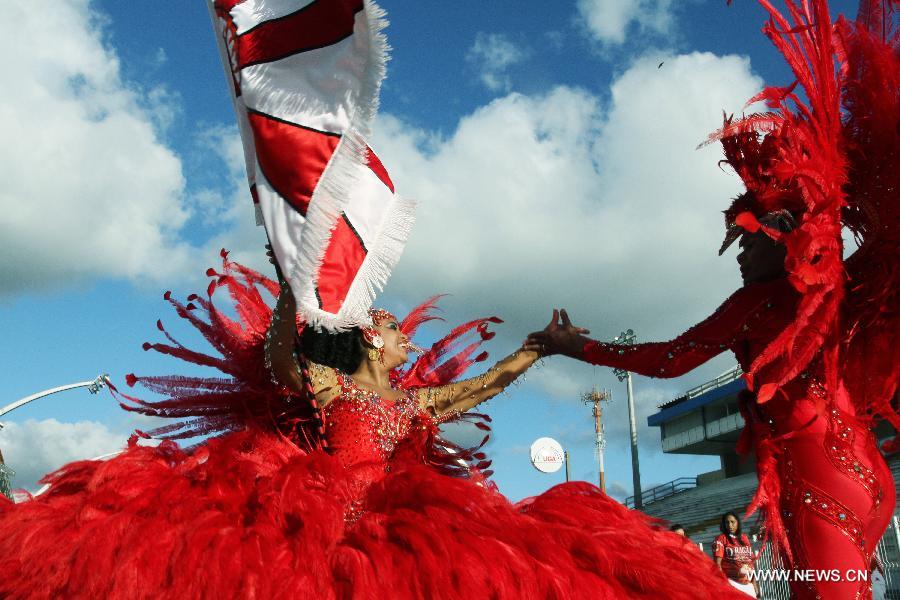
582,1 -> 898,598
0,257 -> 745,599
583,277 -> 894,598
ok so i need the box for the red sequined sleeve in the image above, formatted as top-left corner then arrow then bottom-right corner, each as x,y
581,282 -> 780,378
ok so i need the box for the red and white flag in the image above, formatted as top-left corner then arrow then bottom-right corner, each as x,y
208,0 -> 414,330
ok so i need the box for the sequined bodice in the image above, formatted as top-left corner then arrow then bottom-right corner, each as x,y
322,373 -> 425,470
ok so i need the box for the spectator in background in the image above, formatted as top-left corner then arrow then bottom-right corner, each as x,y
669,523 -> 686,537
714,512 -> 759,598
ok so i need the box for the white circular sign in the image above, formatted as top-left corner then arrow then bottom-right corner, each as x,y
530,437 -> 565,473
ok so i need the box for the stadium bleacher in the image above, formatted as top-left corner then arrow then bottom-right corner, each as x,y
638,454 -> 900,558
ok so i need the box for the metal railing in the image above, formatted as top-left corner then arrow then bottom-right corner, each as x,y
754,541 -> 794,600
876,515 -> 900,599
658,365 -> 744,409
625,476 -> 697,508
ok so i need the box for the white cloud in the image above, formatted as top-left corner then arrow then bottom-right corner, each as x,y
194,126 -> 271,272
576,0 -> 675,46
0,0 -> 194,295
374,51 -> 763,380
0,418 -> 126,492
532,360 -> 594,402
466,32 -> 528,92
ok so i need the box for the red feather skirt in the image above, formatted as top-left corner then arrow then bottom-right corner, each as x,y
0,428 -> 745,599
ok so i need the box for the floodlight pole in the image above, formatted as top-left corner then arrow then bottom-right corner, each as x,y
612,330 -> 642,509
0,375 -> 110,425
582,387 -> 611,492
0,374 -> 110,500
564,450 -> 571,482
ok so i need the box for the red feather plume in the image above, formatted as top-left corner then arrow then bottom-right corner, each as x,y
111,254 -> 503,469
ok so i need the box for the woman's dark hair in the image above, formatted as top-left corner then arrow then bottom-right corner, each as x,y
299,325 -> 365,374
669,523 -> 685,532
720,511 -> 742,536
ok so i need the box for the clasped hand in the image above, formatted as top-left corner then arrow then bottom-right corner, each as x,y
524,309 -> 591,358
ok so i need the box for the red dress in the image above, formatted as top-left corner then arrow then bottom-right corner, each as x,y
582,278 -> 895,599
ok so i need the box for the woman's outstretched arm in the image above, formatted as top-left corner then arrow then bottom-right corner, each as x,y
416,349 -> 540,416
413,311 -> 573,415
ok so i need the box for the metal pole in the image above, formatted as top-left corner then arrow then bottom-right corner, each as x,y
612,329 -> 641,509
0,374 -> 109,501
0,375 -> 109,424
625,371 -> 642,509
594,397 -> 605,491
564,450 -> 571,482
582,387 -> 610,493
597,401 -> 606,492
598,448 -> 606,492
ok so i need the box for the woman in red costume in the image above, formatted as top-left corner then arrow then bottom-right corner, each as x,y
0,253 -> 745,599
527,1 -> 899,598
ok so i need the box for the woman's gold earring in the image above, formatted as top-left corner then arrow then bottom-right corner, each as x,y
368,348 -> 380,361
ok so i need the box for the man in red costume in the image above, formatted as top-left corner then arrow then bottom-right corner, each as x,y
527,1 -> 898,598
530,222 -> 893,599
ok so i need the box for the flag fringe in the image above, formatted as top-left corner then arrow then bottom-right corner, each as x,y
287,0 -> 410,331
298,194 -> 417,330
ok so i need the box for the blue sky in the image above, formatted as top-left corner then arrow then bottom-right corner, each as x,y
1,0 -> 858,500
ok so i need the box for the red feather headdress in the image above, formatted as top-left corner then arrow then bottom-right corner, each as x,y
708,0 -> 897,412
